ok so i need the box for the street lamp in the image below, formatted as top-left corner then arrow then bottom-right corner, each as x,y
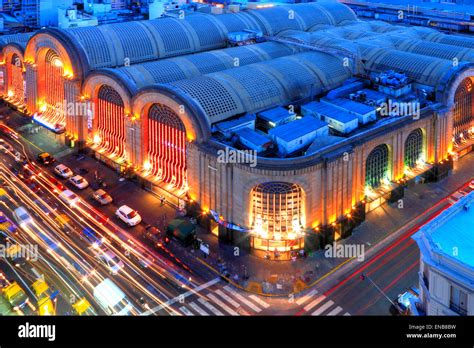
359,273 -> 403,313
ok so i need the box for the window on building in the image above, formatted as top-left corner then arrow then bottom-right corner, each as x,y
450,285 -> 468,316
147,103 -> 187,189
404,128 -> 424,168
251,182 -> 304,252
96,85 -> 126,157
365,144 -> 390,188
453,77 -> 474,146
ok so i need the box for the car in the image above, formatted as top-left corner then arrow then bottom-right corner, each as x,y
37,152 -> 55,165
96,250 -> 125,275
53,123 -> 66,134
54,164 -> 73,179
115,205 -> 142,227
91,189 -> 113,205
469,180 -> 474,190
47,176 -> 65,191
0,125 -> 18,140
18,166 -> 36,181
143,225 -> 162,246
448,191 -> 467,205
59,190 -> 80,207
0,138 -> 13,153
390,287 -> 420,316
69,175 -> 89,190
12,207 -> 32,226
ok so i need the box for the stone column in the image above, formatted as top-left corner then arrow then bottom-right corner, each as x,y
64,78 -> 82,139
24,63 -> 37,115
125,116 -> 141,166
0,64 -> 7,96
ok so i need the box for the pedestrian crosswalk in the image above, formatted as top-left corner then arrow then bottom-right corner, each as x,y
297,289 -> 351,316
175,285 -> 272,316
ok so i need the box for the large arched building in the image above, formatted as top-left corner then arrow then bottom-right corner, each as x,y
1,2 -> 474,257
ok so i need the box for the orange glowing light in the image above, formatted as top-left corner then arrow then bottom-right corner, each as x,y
143,161 -> 152,171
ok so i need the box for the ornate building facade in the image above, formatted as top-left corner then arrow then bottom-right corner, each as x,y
1,2 -> 473,257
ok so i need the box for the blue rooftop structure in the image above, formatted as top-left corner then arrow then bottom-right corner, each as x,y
257,106 -> 296,126
323,97 -> 376,115
302,101 -> 359,124
235,127 -> 271,152
268,117 -> 328,142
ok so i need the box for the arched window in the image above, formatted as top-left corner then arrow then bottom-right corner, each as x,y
8,53 -> 24,105
43,49 -> 65,126
453,78 -> 474,146
404,129 -> 424,168
251,182 -> 303,243
96,85 -> 126,157
365,144 -> 389,188
147,103 -> 187,189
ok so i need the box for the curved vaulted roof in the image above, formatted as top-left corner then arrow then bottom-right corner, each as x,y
95,42 -> 300,94
0,32 -> 34,51
28,2 -> 357,71
278,21 -> 474,89
158,51 -> 351,124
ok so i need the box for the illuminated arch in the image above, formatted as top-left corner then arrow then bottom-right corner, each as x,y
95,85 -> 127,158
250,182 -> 305,252
146,103 -> 187,189
452,77 -> 474,146
2,45 -> 26,106
404,128 -> 425,168
365,144 -> 390,188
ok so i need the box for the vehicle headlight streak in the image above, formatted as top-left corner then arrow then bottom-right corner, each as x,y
0,161 -> 189,316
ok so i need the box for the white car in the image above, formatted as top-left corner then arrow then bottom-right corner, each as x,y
54,164 -> 73,179
13,206 -> 32,226
97,250 -> 125,275
115,205 -> 142,227
69,175 -> 89,190
469,180 -> 474,190
59,190 -> 80,207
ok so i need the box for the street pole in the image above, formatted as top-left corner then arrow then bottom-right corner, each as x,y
360,273 -> 403,312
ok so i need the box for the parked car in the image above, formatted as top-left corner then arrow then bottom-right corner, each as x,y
37,152 -> 55,165
69,175 -> 89,190
54,164 -> 73,179
115,205 -> 142,227
143,225 -> 162,247
59,190 -> 79,207
91,189 -> 113,205
448,191 -> 467,205
96,250 -> 125,275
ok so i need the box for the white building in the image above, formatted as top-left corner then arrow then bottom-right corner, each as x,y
321,97 -> 377,125
301,101 -> 359,134
58,7 -> 98,28
412,191 -> 474,316
268,116 -> 328,157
